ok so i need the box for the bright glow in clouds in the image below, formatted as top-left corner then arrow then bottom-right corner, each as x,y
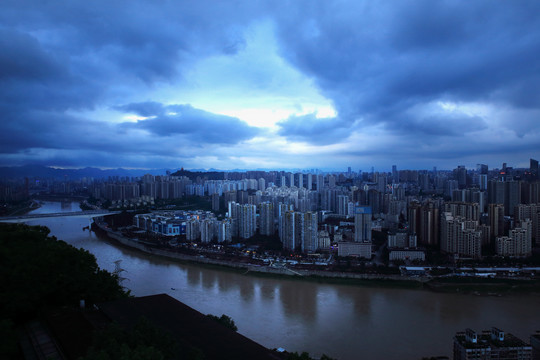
155,20 -> 336,129
122,115 -> 151,122
1,1 -> 540,171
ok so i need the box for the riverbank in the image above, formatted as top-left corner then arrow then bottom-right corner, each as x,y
91,220 -> 540,294
2,199 -> 41,217
424,276 -> 540,295
91,221 -> 426,288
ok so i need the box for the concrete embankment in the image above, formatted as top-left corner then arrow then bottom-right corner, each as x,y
91,221 -> 425,284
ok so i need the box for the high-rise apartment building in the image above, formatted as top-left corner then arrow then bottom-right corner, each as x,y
280,210 -> 318,253
281,211 -> 297,251
477,163 -> 488,175
489,203 -> 505,240
317,174 -> 324,191
297,173 -> 303,189
307,174 -> 313,190
419,201 -> 439,246
200,219 -> 214,243
258,178 -> 266,192
392,165 -> 399,183
488,180 -> 505,205
531,158 -> 539,180
303,211 -> 318,253
259,202 -> 274,236
478,174 -> 488,191
278,203 -> 294,241
505,181 -> 521,216
227,202 -> 256,239
496,220 -> 532,257
328,175 -> 336,188
337,195 -> 349,216
354,206 -> 372,243
441,213 -> 481,259
408,201 -> 421,236
515,204 -> 540,245
444,202 -> 480,222
211,193 -> 220,211
216,220 -> 232,243
455,165 -> 467,189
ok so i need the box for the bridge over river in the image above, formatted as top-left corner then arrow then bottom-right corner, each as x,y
0,210 -> 119,222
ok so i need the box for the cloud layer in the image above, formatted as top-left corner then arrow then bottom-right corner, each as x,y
1,0 -> 539,170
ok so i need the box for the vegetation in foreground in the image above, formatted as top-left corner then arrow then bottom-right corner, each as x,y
206,314 -> 238,332
0,223 -> 129,359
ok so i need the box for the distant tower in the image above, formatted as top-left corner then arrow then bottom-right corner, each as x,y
455,166 -> 467,189
531,158 -> 539,180
297,173 -> 303,189
113,260 -> 128,287
489,203 -> 505,240
408,201 -> 421,236
307,174 -> 313,190
316,174 -> 324,191
258,178 -> 266,192
259,202 -> 274,236
212,193 -> 220,211
477,163 -> 488,175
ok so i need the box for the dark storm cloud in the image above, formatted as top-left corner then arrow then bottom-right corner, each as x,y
277,113 -> 353,144
113,102 -> 166,118
1,0 -> 539,169
1,0 -> 261,83
389,112 -> 487,137
0,0 -> 265,167
0,29 -> 64,82
273,0 -> 540,144
0,28 -> 99,112
117,102 -> 260,145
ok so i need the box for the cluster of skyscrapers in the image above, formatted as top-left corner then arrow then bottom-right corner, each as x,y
6,158 -> 540,260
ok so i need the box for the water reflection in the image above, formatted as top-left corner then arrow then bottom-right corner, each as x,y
186,267 -> 202,287
201,269 -> 217,291
238,278 -> 255,302
279,280 -> 318,323
14,204 -> 540,360
216,272 -> 238,293
60,201 -> 73,210
335,286 -> 372,317
259,282 -> 278,300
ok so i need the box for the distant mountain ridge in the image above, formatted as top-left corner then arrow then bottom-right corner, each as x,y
0,165 -> 178,179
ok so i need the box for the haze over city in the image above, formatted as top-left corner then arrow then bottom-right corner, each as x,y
1,0 -> 540,171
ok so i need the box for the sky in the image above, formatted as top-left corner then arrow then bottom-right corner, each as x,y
1,0 -> 540,172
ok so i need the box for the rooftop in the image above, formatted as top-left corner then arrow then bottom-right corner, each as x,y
455,329 -> 531,350
98,294 -> 283,360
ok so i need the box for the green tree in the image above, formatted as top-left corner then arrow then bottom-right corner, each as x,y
206,314 -> 238,331
0,223 -> 129,323
287,352 -> 312,360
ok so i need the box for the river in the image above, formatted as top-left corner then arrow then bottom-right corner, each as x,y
16,201 -> 540,359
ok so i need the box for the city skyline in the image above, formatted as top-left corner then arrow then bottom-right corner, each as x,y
2,1 -> 540,171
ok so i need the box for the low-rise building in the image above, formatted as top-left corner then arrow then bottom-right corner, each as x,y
337,242 -> 371,258
389,249 -> 425,262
